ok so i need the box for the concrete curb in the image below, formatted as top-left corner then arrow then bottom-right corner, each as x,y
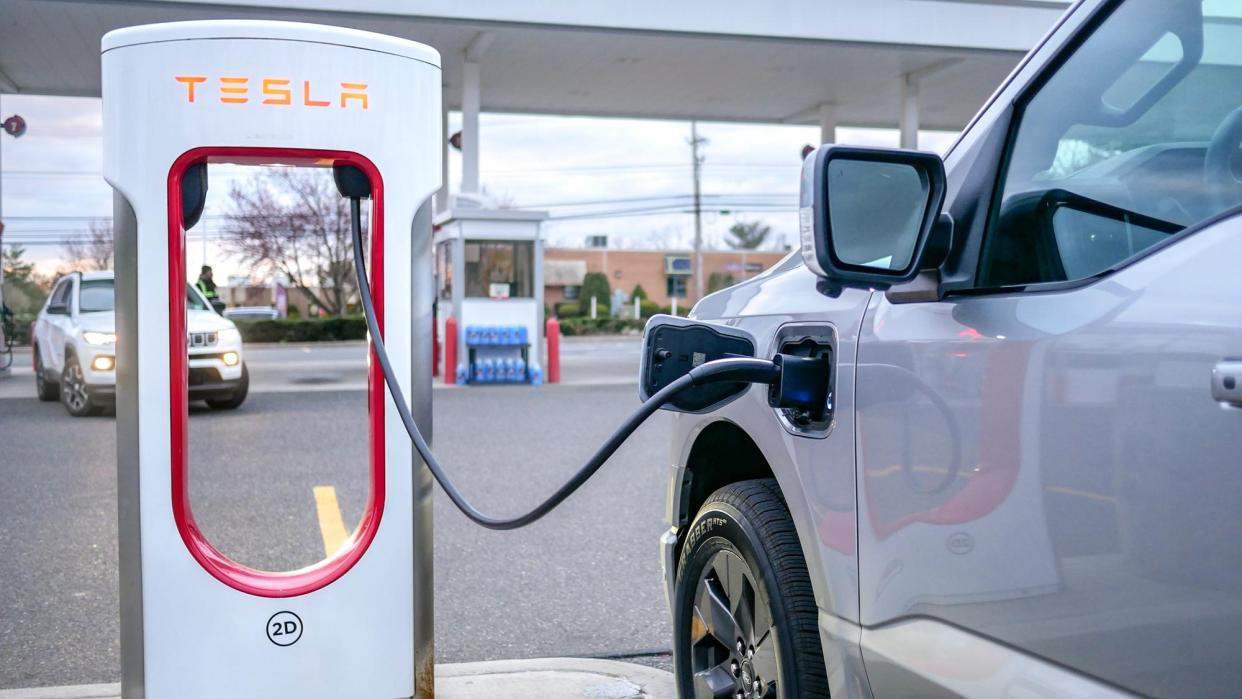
0,658 -> 675,699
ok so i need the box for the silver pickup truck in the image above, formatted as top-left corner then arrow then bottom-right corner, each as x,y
656,0 -> 1242,696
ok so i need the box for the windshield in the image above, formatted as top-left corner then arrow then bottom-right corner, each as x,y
78,280 -> 115,313
980,0 -> 1242,286
186,284 -> 210,311
74,280 -> 213,313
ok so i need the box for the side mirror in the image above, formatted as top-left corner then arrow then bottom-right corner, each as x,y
799,145 -> 947,289
639,315 -> 756,413
47,303 -> 69,316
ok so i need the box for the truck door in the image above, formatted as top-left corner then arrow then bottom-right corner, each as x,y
856,1 -> 1242,696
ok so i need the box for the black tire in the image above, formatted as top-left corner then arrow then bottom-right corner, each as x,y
206,363 -> 249,410
60,353 -> 99,417
34,346 -> 59,401
674,478 -> 828,699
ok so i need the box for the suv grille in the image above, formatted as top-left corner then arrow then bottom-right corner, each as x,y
189,332 -> 218,348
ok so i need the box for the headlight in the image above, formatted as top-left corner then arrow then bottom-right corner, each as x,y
82,331 -> 116,346
92,356 -> 115,371
222,351 -> 240,367
218,327 -> 241,343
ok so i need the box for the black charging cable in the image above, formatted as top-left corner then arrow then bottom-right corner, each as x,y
346,196 -> 780,530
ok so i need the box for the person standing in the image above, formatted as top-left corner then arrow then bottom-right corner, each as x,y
196,265 -> 221,311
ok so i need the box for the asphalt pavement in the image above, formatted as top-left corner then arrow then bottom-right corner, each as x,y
0,336 -> 674,690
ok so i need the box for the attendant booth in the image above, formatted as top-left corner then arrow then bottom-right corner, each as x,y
435,208 -> 548,384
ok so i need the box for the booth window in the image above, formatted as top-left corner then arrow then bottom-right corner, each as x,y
666,276 -> 687,298
437,242 -> 453,300
465,241 -> 533,299
564,285 -> 581,301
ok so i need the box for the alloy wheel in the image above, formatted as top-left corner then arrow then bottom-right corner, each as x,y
62,361 -> 89,413
689,549 -> 779,699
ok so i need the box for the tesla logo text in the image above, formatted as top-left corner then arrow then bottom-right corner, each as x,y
175,76 -> 369,109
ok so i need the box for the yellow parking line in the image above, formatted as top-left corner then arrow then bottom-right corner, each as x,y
1044,485 -> 1117,504
313,485 -> 350,556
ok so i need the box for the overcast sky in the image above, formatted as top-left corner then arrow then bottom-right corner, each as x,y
0,93 -> 955,280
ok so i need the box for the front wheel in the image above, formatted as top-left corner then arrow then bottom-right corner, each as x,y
60,354 -> 98,417
674,479 -> 828,699
206,363 -> 249,410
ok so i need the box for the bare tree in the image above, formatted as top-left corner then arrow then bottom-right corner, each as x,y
222,168 -> 364,316
62,219 -> 114,271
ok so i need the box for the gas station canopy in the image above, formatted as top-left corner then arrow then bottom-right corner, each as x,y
0,0 -> 1068,131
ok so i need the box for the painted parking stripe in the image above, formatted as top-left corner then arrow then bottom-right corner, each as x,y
312,485 -> 350,556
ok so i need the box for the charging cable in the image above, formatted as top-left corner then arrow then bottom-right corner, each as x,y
346,196 -> 781,530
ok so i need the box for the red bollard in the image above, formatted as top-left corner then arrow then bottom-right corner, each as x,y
444,316 -> 458,385
546,318 -> 561,384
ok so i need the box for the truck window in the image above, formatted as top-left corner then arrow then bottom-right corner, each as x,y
979,0 -> 1242,287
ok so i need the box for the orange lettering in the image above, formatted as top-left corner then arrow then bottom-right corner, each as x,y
176,75 -> 372,109
262,78 -> 292,105
219,77 -> 249,104
303,80 -> 330,107
340,83 -> 369,109
175,76 -> 207,103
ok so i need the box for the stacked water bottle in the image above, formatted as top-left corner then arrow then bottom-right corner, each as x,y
465,325 -> 533,384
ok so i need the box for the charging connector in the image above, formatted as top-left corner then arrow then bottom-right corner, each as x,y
767,354 -> 832,421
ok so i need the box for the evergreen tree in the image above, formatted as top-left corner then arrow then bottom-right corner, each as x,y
725,220 -> 771,250
580,272 -> 612,314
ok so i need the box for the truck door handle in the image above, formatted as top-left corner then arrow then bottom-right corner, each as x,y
1212,360 -> 1242,407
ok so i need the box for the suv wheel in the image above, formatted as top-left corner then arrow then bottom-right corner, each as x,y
34,347 -> 59,401
205,363 -> 249,410
60,354 -> 98,417
674,479 -> 828,699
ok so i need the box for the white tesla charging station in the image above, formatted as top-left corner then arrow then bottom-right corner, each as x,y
103,22 -> 440,698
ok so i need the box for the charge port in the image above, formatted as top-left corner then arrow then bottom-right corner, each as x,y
772,327 -> 835,435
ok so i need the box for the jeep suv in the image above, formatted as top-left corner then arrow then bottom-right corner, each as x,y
33,271 -> 248,416
662,1 -> 1242,697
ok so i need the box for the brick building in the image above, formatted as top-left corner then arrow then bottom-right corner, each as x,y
543,247 -> 788,309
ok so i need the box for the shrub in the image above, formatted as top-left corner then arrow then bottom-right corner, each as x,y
554,302 -> 582,318
579,272 -> 612,314
233,316 -> 368,343
707,272 -> 737,294
631,284 -> 648,301
5,314 -> 35,345
639,299 -> 660,318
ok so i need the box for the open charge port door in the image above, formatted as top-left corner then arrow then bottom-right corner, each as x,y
773,325 -> 835,436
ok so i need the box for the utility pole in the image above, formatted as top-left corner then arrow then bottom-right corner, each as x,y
689,121 -> 707,301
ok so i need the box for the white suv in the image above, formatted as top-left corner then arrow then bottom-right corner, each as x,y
33,271 -> 248,416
